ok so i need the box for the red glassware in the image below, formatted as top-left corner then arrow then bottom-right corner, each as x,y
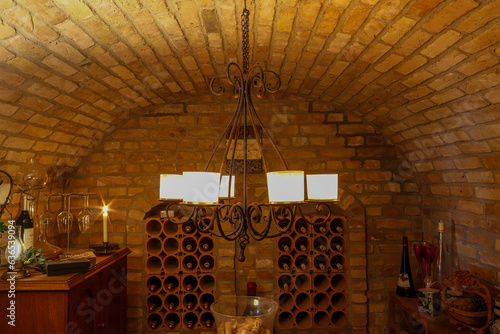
413,243 -> 425,287
424,244 -> 437,280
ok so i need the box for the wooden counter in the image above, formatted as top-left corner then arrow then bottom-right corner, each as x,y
388,291 -> 463,334
0,247 -> 131,334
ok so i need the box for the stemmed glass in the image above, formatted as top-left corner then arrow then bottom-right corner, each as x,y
413,242 -> 425,288
424,244 -> 437,287
77,194 -> 94,233
39,196 -> 54,241
57,194 -> 73,234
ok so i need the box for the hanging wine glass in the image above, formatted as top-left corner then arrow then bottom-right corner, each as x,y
57,195 -> 73,234
78,194 -> 94,233
38,196 -> 62,259
39,197 -> 54,231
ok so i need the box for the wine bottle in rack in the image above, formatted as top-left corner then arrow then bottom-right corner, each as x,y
184,312 -> 198,329
165,276 -> 179,291
313,221 -> 327,234
200,255 -> 214,270
295,236 -> 309,252
166,313 -> 180,329
330,218 -> 344,233
182,237 -> 197,252
183,255 -> 197,271
295,254 -> 309,271
183,220 -> 195,234
314,237 -> 328,252
278,254 -> 292,271
183,275 -> 197,291
200,293 -> 215,310
148,313 -> 162,329
330,255 -> 344,270
295,219 -> 308,234
147,276 -> 162,293
199,236 -> 214,252
201,312 -> 215,328
183,294 -> 198,310
278,275 -> 293,291
166,294 -> 179,311
314,255 -> 327,271
330,236 -> 344,252
279,236 -> 292,253
147,294 -> 162,312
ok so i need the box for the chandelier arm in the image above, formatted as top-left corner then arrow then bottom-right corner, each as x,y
247,94 -> 270,173
226,96 -> 245,174
295,203 -> 332,225
214,203 -> 245,241
244,203 -> 271,241
194,206 -> 217,233
209,72 -> 227,96
263,70 -> 281,94
256,205 -> 295,238
247,89 -> 289,170
205,78 -> 244,172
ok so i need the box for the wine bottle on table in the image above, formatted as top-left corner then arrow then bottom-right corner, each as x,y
243,282 -> 257,316
396,236 -> 416,297
16,195 -> 34,250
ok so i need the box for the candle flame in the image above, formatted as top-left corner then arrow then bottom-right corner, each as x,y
103,205 -> 108,216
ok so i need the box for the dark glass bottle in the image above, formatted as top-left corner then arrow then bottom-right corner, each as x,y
279,237 -> 292,253
396,236 -> 416,298
16,195 -> 34,250
243,282 -> 257,316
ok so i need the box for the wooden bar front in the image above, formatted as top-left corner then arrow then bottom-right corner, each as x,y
0,247 -> 130,334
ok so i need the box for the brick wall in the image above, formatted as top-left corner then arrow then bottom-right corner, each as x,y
0,90 -> 498,332
64,94 -> 419,333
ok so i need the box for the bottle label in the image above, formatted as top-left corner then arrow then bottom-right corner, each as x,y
24,228 -> 34,250
397,273 -> 411,289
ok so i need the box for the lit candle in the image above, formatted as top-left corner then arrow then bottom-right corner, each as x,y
103,206 -> 108,243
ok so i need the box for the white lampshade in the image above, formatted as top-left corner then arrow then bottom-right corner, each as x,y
306,174 -> 338,201
159,174 -> 184,200
183,172 -> 221,204
219,175 -> 235,199
267,171 -> 304,204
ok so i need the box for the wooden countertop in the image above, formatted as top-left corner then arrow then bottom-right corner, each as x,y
0,247 -> 131,291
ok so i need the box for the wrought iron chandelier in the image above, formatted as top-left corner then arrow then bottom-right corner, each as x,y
160,1 -> 338,261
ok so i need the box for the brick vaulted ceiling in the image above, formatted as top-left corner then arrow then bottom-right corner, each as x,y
0,0 -> 498,168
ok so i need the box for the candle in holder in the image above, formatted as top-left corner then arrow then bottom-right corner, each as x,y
103,206 -> 108,243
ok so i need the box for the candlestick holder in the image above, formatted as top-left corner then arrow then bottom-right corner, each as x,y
90,241 -> 119,255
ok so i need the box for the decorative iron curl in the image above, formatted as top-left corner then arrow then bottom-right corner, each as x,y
164,202 -> 195,225
213,203 -> 245,241
295,202 -> 332,226
246,203 -> 271,241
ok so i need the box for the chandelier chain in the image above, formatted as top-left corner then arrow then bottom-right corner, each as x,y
241,6 -> 250,74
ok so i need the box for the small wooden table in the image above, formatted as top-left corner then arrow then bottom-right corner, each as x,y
0,247 -> 130,334
388,291 -> 464,334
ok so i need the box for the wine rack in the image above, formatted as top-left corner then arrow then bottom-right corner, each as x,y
277,216 -> 348,329
144,217 -> 216,331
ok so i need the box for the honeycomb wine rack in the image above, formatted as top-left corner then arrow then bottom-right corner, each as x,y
276,216 -> 348,330
144,217 -> 216,331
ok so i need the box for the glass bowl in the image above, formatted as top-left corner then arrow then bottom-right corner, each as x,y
210,296 -> 278,334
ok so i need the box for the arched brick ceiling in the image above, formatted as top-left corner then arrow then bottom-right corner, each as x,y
0,0 -> 498,168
